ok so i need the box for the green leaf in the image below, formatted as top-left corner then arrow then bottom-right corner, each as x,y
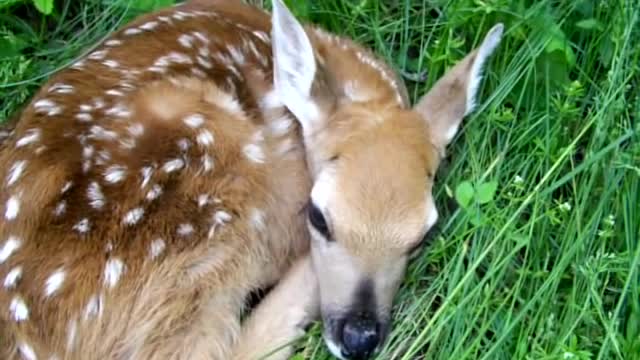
476,181 -> 498,204
575,18 -> 604,31
129,0 -> 175,11
289,354 -> 305,360
32,0 -> 53,15
455,181 -> 474,209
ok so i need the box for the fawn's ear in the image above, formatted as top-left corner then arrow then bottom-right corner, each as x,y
414,24 -> 504,151
271,0 -> 335,137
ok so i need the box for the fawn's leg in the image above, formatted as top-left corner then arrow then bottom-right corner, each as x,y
231,255 -> 320,360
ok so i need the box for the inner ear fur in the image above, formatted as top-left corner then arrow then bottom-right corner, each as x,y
413,23 -> 504,151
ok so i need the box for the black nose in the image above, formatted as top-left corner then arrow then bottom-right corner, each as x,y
341,315 -> 380,359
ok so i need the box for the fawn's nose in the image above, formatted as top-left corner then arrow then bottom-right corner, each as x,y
341,315 -> 380,359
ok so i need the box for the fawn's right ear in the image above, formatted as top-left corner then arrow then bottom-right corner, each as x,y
414,24 -> 503,152
271,0 -> 335,138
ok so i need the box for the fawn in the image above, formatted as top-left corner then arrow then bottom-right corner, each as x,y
0,0 -> 503,359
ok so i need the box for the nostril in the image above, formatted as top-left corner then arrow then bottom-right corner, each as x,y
341,316 -> 380,359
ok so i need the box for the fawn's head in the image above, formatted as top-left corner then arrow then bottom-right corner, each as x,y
271,1 -> 503,358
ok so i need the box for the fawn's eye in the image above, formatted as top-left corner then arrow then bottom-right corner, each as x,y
308,202 -> 331,240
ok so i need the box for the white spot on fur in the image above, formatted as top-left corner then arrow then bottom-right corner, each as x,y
73,218 -> 91,233
197,56 -> 213,69
3,266 -> 22,289
127,123 -> 145,137
191,68 -> 207,78
177,223 -> 195,236
163,158 -> 184,173
201,154 -> 213,172
184,114 -> 204,128
141,166 -> 153,188
177,138 -> 190,152
106,89 -> 125,97
33,99 -> 62,116
6,160 -> 27,187
0,236 -> 22,264
49,83 -> 74,94
89,126 -> 118,141
16,129 -> 41,147
197,194 -> 209,208
44,269 -> 66,297
75,113 -> 93,122
5,195 -> 20,220
123,208 -> 144,225
140,21 -> 159,30
105,39 -> 122,47
196,130 -> 214,147
88,49 -> 108,60
355,51 -> 403,105
62,181 -> 73,192
79,104 -> 93,112
104,258 -> 125,288
87,182 -> 105,209
146,185 -> 162,201
252,30 -> 270,43
104,165 -> 127,184
154,52 -> 193,67
54,201 -> 66,216
102,60 -> 119,68
178,34 -> 194,48
105,103 -> 131,118
10,296 -> 28,321
18,342 -> 36,360
83,294 -> 104,320
192,31 -> 209,44
124,28 -> 142,36
149,238 -> 166,259
214,210 -> 232,224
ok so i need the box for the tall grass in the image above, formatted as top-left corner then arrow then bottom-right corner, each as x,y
1,0 -> 638,359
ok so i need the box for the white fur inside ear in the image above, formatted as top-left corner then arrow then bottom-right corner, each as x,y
465,23 -> 504,116
271,0 -> 320,131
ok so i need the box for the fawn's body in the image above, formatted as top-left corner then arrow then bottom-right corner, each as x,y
1,0 -> 504,359
0,1 -> 324,359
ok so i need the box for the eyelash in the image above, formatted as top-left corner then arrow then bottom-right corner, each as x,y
307,202 -> 332,240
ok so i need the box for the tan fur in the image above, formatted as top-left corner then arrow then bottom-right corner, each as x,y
0,0 -> 503,358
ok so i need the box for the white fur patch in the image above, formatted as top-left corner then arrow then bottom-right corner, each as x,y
249,208 -> 266,230
104,165 -> 127,184
5,195 -> 20,220
163,158 -> 184,173
184,114 -> 204,128
149,238 -> 166,259
197,130 -> 215,147
10,296 -> 29,321
146,185 -> 163,201
0,236 -> 21,264
88,182 -> 105,209
44,269 -> 66,297
123,207 -> 144,225
3,266 -> 22,289
73,218 -> 91,233
177,223 -> 195,236
16,129 -> 41,147
6,160 -> 27,187
104,258 -> 125,288
243,143 -> 265,164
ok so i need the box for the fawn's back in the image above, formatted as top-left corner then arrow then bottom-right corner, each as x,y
0,1 -> 317,358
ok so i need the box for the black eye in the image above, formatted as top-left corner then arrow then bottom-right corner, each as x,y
308,202 -> 331,239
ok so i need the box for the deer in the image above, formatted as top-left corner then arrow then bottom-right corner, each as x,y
0,0 -> 503,359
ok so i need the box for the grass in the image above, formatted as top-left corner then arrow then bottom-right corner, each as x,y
1,0 -> 639,359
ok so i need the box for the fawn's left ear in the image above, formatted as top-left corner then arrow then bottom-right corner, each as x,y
414,24 -> 504,151
271,0 -> 336,138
